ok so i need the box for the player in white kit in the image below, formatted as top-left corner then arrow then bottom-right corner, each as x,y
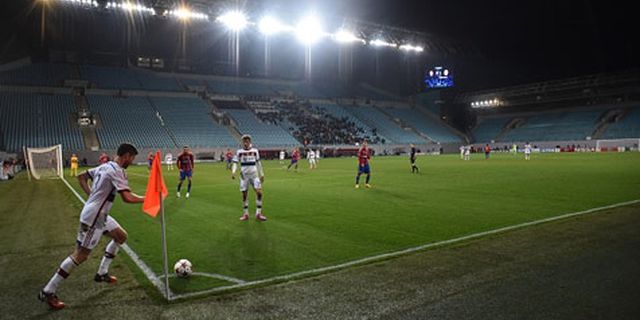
307,149 -> 317,170
524,142 -> 532,160
39,143 -> 145,310
232,135 -> 267,221
464,145 -> 471,161
165,152 -> 173,171
279,150 -> 285,164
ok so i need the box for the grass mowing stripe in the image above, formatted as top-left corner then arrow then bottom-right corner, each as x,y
60,176 -> 172,299
169,198 -> 640,300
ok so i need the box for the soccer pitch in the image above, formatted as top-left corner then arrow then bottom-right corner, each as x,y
61,152 -> 640,298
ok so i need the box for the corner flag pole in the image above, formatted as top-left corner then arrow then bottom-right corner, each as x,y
159,170 -> 170,300
142,150 -> 170,300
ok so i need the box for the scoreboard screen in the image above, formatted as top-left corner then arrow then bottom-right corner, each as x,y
424,66 -> 453,89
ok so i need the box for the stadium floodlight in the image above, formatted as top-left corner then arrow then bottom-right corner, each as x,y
334,29 -> 365,44
296,15 -> 325,45
399,44 -> 424,52
170,8 -> 208,20
259,16 -> 289,35
218,10 -> 249,31
370,39 -> 397,48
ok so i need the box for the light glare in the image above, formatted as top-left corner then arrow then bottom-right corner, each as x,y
296,15 -> 325,45
218,11 -> 249,31
334,30 -> 364,44
259,16 -> 289,35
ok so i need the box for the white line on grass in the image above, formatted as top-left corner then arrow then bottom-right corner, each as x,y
60,177 -> 171,298
157,272 -> 246,284
168,198 -> 640,301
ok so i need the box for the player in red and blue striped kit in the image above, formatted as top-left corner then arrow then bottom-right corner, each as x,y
176,146 -> 195,198
355,141 -> 372,189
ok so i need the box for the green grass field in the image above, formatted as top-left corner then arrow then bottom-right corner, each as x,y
53,152 -> 640,297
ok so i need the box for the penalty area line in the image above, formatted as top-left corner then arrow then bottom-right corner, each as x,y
168,198 -> 640,301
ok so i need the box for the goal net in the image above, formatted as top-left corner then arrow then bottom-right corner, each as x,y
25,145 -> 63,180
596,138 -> 640,152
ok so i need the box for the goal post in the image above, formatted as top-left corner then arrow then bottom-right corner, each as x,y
595,138 -> 640,152
25,144 -> 64,180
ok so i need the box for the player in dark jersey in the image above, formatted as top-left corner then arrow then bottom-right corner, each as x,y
287,148 -> 300,172
147,152 -> 154,171
176,146 -> 195,198
225,149 -> 234,170
410,144 -> 420,174
355,141 -> 372,188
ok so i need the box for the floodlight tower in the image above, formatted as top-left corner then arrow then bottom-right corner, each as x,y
334,29 -> 363,83
296,15 -> 324,82
218,10 -> 248,76
258,16 -> 287,77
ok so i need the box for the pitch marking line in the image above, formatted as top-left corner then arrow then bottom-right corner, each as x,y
168,198 -> 640,301
157,272 -> 246,284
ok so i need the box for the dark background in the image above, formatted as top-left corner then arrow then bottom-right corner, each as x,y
1,0 -> 638,91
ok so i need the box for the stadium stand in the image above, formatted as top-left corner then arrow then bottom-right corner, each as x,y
354,83 -> 400,101
135,71 -> 183,92
150,96 -> 238,148
501,110 -> 603,142
0,63 -> 72,87
386,107 -> 461,143
346,105 -> 424,144
274,101 -> 371,145
314,104 -> 381,143
601,107 -> 640,139
86,95 -> 175,149
269,82 -> 315,98
472,117 -> 511,143
211,100 -> 245,109
225,109 -> 299,147
81,65 -> 184,91
81,65 -> 143,90
8,62 -> 638,151
0,92 -> 83,151
207,79 -> 275,96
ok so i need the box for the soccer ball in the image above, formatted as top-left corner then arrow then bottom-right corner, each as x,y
174,259 -> 193,278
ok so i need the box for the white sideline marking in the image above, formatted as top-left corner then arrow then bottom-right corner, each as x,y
158,272 -> 246,284
60,178 -> 171,298
168,198 -> 640,301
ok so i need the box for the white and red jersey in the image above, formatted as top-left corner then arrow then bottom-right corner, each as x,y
307,150 -> 316,160
233,147 -> 262,178
80,161 -> 130,228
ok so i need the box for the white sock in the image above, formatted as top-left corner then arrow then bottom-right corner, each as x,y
243,200 -> 249,215
43,256 -> 78,293
97,240 -> 120,275
256,199 -> 263,215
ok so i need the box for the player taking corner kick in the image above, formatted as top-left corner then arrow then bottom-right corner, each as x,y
39,143 -> 145,310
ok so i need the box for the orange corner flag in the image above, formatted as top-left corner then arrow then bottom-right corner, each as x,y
142,151 -> 168,217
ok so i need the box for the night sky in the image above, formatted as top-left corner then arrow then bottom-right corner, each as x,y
269,0 -> 639,81
1,0 -> 638,86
